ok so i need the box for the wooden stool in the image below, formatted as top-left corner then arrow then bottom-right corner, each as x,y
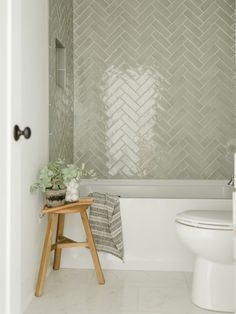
35,198 -> 105,297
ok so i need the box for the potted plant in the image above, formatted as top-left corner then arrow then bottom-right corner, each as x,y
31,159 -> 67,207
62,163 -> 96,202
31,159 -> 96,207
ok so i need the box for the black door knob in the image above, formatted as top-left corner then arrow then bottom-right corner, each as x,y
13,125 -> 32,141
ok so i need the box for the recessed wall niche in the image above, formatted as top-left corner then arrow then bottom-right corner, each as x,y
49,0 -> 73,163
56,38 -> 66,89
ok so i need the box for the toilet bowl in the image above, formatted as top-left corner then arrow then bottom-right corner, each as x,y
175,210 -> 234,312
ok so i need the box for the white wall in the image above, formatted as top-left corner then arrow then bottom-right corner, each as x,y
60,198 -> 232,272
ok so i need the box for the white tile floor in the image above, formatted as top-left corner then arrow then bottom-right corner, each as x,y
25,269 -> 229,314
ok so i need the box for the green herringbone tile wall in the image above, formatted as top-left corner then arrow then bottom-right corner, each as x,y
73,0 -> 235,179
49,0 -> 74,162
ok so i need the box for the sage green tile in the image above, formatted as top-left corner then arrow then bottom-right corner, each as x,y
73,0 -> 235,179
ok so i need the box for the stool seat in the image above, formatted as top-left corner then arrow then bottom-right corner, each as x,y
35,198 -> 105,297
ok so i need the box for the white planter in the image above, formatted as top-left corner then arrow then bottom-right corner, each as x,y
65,179 -> 80,202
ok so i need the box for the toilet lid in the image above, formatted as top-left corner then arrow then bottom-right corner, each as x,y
176,210 -> 233,230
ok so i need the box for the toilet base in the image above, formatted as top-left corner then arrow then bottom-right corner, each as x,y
192,258 -> 234,312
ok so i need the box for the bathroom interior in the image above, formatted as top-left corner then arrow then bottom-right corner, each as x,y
24,0 -> 236,313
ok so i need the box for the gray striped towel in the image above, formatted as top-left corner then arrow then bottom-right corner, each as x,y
88,192 -> 124,260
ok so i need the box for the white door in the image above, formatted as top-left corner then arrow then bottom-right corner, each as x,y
0,1 -> 49,313
0,1 -> 10,312
234,155 -> 236,313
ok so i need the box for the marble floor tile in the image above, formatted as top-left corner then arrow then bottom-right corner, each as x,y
184,272 -> 193,289
97,270 -> 187,288
24,269 -> 231,314
138,285 -> 220,313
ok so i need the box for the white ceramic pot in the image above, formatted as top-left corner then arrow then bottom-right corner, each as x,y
65,179 -> 80,202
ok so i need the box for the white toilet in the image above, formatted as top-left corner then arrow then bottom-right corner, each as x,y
175,210 -> 234,312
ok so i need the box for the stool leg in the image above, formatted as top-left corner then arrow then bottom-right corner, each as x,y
81,210 -> 105,284
35,213 -> 57,297
53,213 -> 65,270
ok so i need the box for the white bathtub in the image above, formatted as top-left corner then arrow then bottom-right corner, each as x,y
61,180 -> 233,271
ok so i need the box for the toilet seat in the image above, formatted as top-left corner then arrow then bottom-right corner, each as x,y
176,210 -> 233,230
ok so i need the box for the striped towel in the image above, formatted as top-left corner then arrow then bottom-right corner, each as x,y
88,192 -> 124,260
